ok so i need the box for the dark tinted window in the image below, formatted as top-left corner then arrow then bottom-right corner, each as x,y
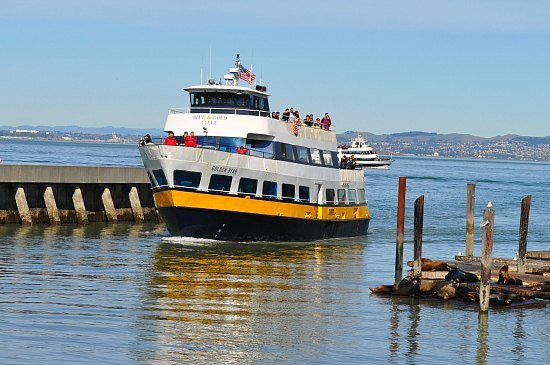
299,186 -> 310,203
152,170 -> 167,186
208,174 -> 232,193
295,146 -> 310,163
146,171 -> 156,187
262,181 -> 277,199
238,178 -> 258,195
337,189 -> 347,204
174,170 -> 201,188
326,189 -> 336,205
282,184 -> 295,202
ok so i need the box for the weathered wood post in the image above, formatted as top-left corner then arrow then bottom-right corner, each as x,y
479,202 -> 494,312
413,195 -> 424,278
518,195 -> 532,274
394,176 -> 406,285
466,183 -> 476,257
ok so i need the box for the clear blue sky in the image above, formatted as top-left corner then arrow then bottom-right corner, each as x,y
1,0 -> 550,137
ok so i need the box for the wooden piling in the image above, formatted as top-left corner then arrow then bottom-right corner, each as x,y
43,186 -> 61,225
101,187 -> 118,223
413,195 -> 424,278
466,183 -> 475,257
479,202 -> 494,312
518,195 -> 532,274
15,187 -> 33,225
129,186 -> 145,222
394,176 -> 406,285
72,187 -> 89,224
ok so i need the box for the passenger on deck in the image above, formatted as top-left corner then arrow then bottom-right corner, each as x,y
236,145 -> 248,154
321,113 -> 332,130
304,114 -> 314,127
181,131 -> 188,145
348,155 -> 357,169
184,131 -> 197,147
164,131 -> 177,146
314,117 -> 322,128
340,155 -> 348,169
281,108 -> 290,121
288,108 -> 295,123
293,111 -> 301,124
143,134 -> 153,145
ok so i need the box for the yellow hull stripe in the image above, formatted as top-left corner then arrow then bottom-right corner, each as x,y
154,189 -> 369,221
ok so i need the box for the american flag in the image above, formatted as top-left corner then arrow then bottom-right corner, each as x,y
239,65 -> 256,84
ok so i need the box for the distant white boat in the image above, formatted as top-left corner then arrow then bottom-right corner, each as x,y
338,135 -> 393,169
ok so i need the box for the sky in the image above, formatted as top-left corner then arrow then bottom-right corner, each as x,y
1,0 -> 550,137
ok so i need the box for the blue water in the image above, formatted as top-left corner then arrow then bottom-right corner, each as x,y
1,139 -> 549,364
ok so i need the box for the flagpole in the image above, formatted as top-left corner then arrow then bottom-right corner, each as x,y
249,64 -> 253,88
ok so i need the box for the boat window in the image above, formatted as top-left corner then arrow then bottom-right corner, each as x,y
322,150 -> 333,166
282,184 -> 295,202
295,146 -> 310,163
238,178 -> 258,196
262,181 -> 277,200
358,189 -> 367,203
337,189 -> 347,205
299,186 -> 310,203
174,170 -> 201,188
208,174 -> 232,193
152,170 -> 168,186
310,148 -> 323,165
247,139 -> 274,158
197,136 -> 218,148
220,137 -> 245,153
326,189 -> 336,205
283,144 -> 295,161
348,189 -> 357,204
331,152 -> 339,167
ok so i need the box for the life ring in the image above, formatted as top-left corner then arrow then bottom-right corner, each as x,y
292,124 -> 298,136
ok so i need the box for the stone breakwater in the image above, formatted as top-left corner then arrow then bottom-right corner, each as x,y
0,164 -> 158,225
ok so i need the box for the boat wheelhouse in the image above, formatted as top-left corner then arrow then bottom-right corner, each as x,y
139,55 -> 370,241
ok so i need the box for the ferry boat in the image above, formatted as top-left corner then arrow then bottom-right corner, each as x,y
338,135 -> 393,169
139,55 -> 370,241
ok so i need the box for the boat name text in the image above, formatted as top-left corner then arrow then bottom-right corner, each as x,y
193,114 -> 228,125
211,166 -> 237,174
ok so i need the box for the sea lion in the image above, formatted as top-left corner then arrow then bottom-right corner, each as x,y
369,276 -> 421,296
445,268 -> 479,283
489,293 -> 513,306
406,258 -> 457,272
457,286 -> 478,302
497,264 -> 523,285
435,282 -> 457,300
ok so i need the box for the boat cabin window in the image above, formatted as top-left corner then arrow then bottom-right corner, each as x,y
322,151 -> 333,166
238,178 -> 258,196
279,143 -> 295,162
358,189 -> 367,203
299,186 -> 310,203
331,152 -> 339,168
197,136 -> 217,148
174,170 -> 201,188
190,92 -> 269,112
220,137 -> 246,153
208,174 -> 232,193
295,146 -> 310,164
247,139 -> 274,158
262,181 -> 277,200
282,184 -> 295,202
348,189 -> 357,204
152,170 -> 168,186
326,189 -> 336,205
337,189 -> 347,205
310,148 -> 323,165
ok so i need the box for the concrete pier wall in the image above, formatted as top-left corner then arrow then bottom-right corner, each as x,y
0,164 -> 157,225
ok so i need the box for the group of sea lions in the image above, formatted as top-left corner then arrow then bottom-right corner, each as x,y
369,258 -> 526,305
